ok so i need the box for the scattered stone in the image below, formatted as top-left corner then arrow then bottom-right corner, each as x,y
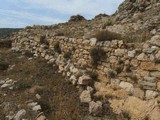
145,90 -> 158,100
36,94 -> 41,100
80,90 -> 92,103
32,105 -> 41,112
78,75 -> 92,85
14,109 -> 26,120
89,101 -> 102,116
119,81 -> 133,92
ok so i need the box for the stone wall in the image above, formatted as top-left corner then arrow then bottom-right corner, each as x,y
12,28 -> 160,102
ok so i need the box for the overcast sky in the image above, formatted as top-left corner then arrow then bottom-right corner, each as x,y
0,0 -> 124,28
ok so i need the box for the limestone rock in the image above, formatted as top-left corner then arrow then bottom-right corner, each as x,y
132,88 -> 144,99
90,38 -> 97,46
145,90 -> 158,100
137,53 -> 148,61
80,90 -> 92,103
128,50 -> 136,58
32,105 -> 41,112
14,109 -> 26,120
78,75 -> 92,85
89,101 -> 102,116
119,81 -> 133,92
149,35 -> 160,47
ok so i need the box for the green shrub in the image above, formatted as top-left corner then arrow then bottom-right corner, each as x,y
40,35 -> 49,45
54,42 -> 61,54
86,70 -> 98,80
24,50 -> 33,57
102,19 -> 113,29
16,79 -> 33,90
63,51 -> 72,59
95,30 -> 121,41
0,61 -> 9,70
90,47 -> 106,68
108,70 -> 116,78
0,40 -> 12,48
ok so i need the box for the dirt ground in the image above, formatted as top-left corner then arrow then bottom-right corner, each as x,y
0,48 -> 89,120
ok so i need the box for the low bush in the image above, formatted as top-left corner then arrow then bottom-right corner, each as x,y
24,50 -> 33,57
16,79 -> 33,90
0,40 -> 12,48
0,61 -> 9,70
108,70 -> 116,78
86,70 -> 98,80
54,42 -> 61,54
63,51 -> 72,59
90,47 -> 106,68
94,30 -> 121,41
39,35 -> 49,45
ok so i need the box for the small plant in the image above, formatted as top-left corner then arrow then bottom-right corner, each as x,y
94,30 -> 121,41
102,19 -> 113,29
90,47 -> 106,68
0,61 -> 9,70
115,66 -> 123,74
122,111 -> 131,120
63,51 -> 72,59
86,70 -> 98,80
54,42 -> 61,54
0,40 -> 12,48
24,50 -> 33,57
16,79 -> 33,90
108,70 -> 116,78
40,35 -> 49,45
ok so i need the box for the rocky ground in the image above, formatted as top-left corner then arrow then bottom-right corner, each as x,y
0,47 -> 89,120
0,47 -> 124,120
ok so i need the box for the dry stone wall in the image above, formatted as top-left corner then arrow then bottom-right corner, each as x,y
12,28 -> 160,102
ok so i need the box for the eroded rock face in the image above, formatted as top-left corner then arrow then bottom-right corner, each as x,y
110,96 -> 160,120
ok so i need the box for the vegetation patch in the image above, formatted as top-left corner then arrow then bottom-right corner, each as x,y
0,40 -> 12,48
24,50 -> 33,57
86,70 -> 98,80
54,42 -> 61,54
0,61 -> 9,70
40,35 -> 49,45
63,51 -> 72,59
90,47 -> 106,68
16,79 -> 34,90
94,30 -> 121,41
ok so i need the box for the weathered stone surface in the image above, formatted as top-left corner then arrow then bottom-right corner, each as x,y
149,35 -> 160,47
110,96 -> 160,120
145,90 -> 158,100
144,77 -> 156,83
115,49 -> 127,57
150,71 -> 160,78
14,109 -> 26,120
119,81 -> 133,92
89,101 -> 102,116
137,53 -> 148,61
78,75 -> 92,85
80,90 -> 92,103
90,38 -> 97,46
157,82 -> 160,91
32,105 -> 41,111
128,50 -> 136,58
140,62 -> 160,71
132,88 -> 144,99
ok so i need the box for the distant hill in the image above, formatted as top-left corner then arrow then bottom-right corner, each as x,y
0,28 -> 22,39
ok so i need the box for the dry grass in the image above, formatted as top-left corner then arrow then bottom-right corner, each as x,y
0,48 -> 88,120
94,30 -> 122,41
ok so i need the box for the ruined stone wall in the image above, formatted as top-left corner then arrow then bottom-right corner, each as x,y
12,28 -> 160,101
